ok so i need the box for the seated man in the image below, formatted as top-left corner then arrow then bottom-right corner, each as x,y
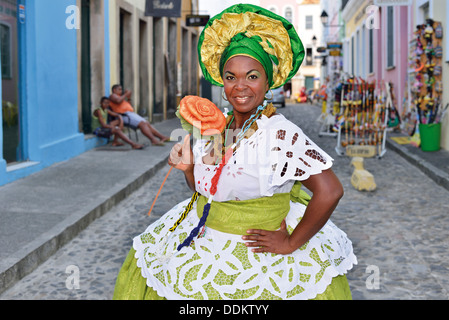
92,97 -> 144,150
109,84 -> 170,146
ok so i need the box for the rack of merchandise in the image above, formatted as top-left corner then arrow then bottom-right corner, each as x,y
410,19 -> 444,127
334,78 -> 393,158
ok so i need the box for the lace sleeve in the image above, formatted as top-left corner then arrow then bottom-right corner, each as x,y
256,115 -> 333,191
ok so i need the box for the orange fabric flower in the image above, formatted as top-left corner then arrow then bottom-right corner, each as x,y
179,96 -> 226,135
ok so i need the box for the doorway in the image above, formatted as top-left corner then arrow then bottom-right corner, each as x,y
153,17 -> 164,116
80,0 -> 92,133
1,0 -> 20,163
139,19 -> 149,117
166,19 -> 177,116
305,76 -> 315,91
119,9 -> 132,93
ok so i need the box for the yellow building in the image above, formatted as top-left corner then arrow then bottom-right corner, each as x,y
76,0 -> 201,126
341,0 -> 372,79
108,0 -> 201,122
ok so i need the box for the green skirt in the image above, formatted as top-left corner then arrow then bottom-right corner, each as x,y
113,249 -> 352,300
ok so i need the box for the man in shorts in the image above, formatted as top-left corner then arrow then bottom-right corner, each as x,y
109,85 -> 170,146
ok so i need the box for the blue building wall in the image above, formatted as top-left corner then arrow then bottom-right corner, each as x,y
0,0 -> 109,186
28,0 -> 84,162
0,53 -> 5,176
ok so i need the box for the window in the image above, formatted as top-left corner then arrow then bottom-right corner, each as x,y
0,23 -> 11,79
416,1 -> 431,25
446,2 -> 449,62
351,36 -> 354,74
386,6 -> 394,68
421,2 -> 429,20
356,30 -> 360,75
305,47 -> 313,66
361,26 -> 366,77
284,7 -> 293,23
369,28 -> 374,74
305,15 -> 313,30
344,40 -> 350,73
305,76 -> 314,90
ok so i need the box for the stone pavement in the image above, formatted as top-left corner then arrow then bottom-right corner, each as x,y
1,104 -> 449,300
386,132 -> 449,192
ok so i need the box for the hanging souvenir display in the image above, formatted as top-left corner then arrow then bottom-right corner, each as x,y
410,19 -> 444,126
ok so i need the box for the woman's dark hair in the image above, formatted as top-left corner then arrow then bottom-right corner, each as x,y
100,96 -> 109,104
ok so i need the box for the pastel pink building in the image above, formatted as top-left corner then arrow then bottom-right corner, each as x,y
342,1 -> 412,117
370,5 -> 411,115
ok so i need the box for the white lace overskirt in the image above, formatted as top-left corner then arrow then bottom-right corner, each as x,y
133,198 -> 357,300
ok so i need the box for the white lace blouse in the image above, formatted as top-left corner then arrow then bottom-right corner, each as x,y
193,114 -> 334,201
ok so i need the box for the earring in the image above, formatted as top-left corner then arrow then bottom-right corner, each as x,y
265,90 -> 274,100
222,91 -> 228,101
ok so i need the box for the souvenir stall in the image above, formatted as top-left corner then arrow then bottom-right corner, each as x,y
409,19 -> 444,151
317,49 -> 402,158
334,78 -> 391,158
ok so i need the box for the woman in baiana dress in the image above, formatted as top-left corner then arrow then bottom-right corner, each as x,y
113,4 -> 357,300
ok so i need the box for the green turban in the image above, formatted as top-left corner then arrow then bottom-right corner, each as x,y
219,32 -> 276,87
198,4 -> 305,89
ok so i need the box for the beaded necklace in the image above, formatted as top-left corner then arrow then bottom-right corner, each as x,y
214,101 -> 277,163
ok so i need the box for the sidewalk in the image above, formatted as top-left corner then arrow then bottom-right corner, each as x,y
0,117 -> 181,295
386,131 -> 449,192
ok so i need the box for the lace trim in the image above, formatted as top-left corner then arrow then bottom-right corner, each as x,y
133,199 -> 357,300
256,114 -> 334,186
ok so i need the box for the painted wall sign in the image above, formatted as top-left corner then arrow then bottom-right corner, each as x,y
145,0 -> 181,17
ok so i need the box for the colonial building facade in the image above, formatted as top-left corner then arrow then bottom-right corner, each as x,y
0,0 -> 200,186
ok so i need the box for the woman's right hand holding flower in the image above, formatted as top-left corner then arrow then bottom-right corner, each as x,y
168,134 -> 194,172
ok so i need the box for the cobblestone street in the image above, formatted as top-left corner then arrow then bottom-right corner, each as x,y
1,103 -> 449,300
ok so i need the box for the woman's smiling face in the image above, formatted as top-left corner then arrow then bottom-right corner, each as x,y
222,55 -> 269,116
